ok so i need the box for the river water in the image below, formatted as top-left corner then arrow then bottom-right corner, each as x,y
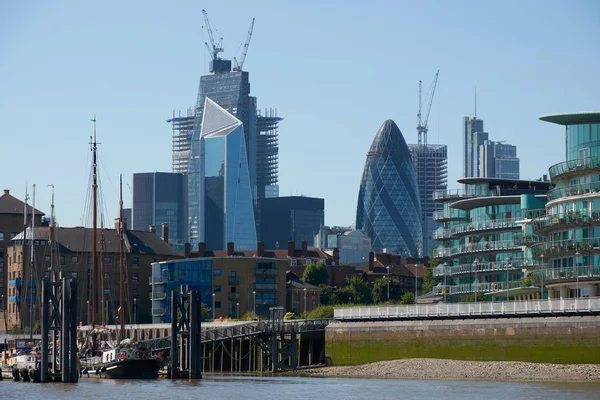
1,374 -> 599,399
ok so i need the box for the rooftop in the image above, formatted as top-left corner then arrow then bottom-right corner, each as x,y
539,112 -> 600,126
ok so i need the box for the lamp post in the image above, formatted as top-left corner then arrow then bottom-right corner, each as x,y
236,302 -> 240,319
443,262 -> 448,303
87,300 -> 90,325
414,263 -> 418,302
575,251 -> 580,300
506,256 -> 512,302
473,260 -> 479,302
252,290 -> 256,318
133,298 -> 137,324
303,287 -> 307,319
212,293 -> 216,319
386,266 -> 390,301
540,254 -> 545,300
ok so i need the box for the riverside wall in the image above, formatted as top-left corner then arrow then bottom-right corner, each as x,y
325,316 -> 600,365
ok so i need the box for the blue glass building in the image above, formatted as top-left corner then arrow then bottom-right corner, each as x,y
188,98 -> 257,250
356,120 -> 423,256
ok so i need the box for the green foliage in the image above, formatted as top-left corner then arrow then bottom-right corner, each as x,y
302,262 -> 329,286
241,311 -> 259,321
307,305 -> 334,319
372,278 -> 403,303
284,311 -> 299,320
200,303 -> 211,322
464,291 -> 486,302
332,286 -> 354,304
319,284 -> 335,306
347,275 -> 372,305
422,258 -> 442,294
522,272 -> 532,287
400,292 -> 415,304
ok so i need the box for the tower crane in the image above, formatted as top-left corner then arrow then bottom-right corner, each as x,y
417,70 -> 440,148
202,9 -> 223,61
233,18 -> 255,72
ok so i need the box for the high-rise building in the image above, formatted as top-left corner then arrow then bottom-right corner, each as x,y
479,140 -> 520,179
356,120 -> 423,256
132,172 -> 187,244
463,116 -> 487,178
261,196 -> 324,250
408,144 -> 448,256
188,97 -> 257,250
167,108 -> 195,174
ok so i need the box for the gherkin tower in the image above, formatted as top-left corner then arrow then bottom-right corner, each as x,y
356,120 -> 423,256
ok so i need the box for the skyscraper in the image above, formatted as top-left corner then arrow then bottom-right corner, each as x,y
356,120 -> 423,256
463,116 -> 487,178
479,140 -> 520,179
408,144 -> 448,256
188,97 -> 256,250
132,172 -> 188,244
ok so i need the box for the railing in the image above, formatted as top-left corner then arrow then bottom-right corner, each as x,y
255,283 -> 277,291
433,209 -> 469,222
532,210 -> 600,233
432,189 -> 480,202
228,276 -> 240,285
531,237 -> 600,257
333,298 -> 600,320
150,291 -> 167,301
149,276 -> 168,284
433,280 -> 524,295
449,217 -> 522,237
255,269 -> 278,277
433,228 -> 451,240
228,293 -> 240,301
547,181 -> 600,201
151,308 -> 166,317
433,259 -> 536,277
548,156 -> 600,180
434,240 -> 522,258
530,265 -> 600,284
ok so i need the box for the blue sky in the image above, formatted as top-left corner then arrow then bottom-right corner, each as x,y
1,0 -> 599,229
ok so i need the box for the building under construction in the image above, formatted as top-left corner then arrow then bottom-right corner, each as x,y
408,143 -> 448,256
167,108 -> 195,174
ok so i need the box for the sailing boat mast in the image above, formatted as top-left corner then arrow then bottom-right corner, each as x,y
21,186 -> 29,331
119,175 -> 125,340
29,184 -> 36,340
91,116 -> 98,327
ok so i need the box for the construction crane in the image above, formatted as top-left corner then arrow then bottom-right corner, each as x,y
417,69 -> 440,148
233,18 -> 255,72
202,9 -> 223,61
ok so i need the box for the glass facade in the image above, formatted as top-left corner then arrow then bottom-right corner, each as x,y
356,120 -> 423,256
463,116 -> 486,178
132,172 -> 187,243
189,98 -> 257,250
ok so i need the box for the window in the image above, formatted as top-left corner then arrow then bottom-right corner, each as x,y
291,259 -> 298,266
214,301 -> 221,309
214,269 -> 221,277
104,288 -> 110,296
71,256 -> 78,263
71,272 -> 78,279
133,257 -> 139,266
151,258 -> 156,263
104,273 -> 110,280
60,256 -> 65,265
231,286 -> 236,293
0,232 -> 4,241
132,288 -> 139,297
213,285 -> 222,293
45,255 -> 50,262
132,273 -> 139,282
10,233 -> 17,239
105,257 -> 111,264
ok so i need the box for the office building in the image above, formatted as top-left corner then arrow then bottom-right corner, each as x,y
356,120 -> 423,256
132,172 -> 187,244
261,196 -> 324,250
188,98 -> 257,251
408,144 -> 448,256
314,226 -> 371,264
479,140 -> 520,179
463,116 -> 487,178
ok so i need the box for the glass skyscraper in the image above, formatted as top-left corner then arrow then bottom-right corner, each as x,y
479,140 -> 520,179
188,97 -> 257,250
463,116 -> 487,178
356,120 -> 423,256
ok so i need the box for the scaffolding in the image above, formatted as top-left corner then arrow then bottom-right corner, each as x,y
256,108 -> 282,200
167,108 -> 196,174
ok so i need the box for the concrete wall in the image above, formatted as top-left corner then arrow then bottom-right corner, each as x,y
326,316 -> 600,365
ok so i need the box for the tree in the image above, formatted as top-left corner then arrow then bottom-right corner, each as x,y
347,275 -> 372,305
400,292 -> 415,304
307,305 -> 334,319
302,262 -> 329,286
319,284 -> 335,305
332,286 -> 354,305
372,278 -> 403,303
422,258 -> 443,294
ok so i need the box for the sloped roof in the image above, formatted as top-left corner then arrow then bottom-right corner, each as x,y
0,192 -> 44,216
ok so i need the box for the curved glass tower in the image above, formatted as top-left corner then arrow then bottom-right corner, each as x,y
356,119 -> 423,256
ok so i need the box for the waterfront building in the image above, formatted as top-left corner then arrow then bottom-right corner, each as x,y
188,97 -> 257,251
463,116 -> 487,178
150,253 -> 287,322
0,189 -> 44,309
286,271 -> 321,316
260,196 -> 323,251
530,112 -> 600,299
356,120 -> 423,256
132,172 -> 188,244
6,224 -> 182,328
479,140 -> 520,179
314,226 -> 371,265
432,177 -> 549,301
408,144 -> 448,256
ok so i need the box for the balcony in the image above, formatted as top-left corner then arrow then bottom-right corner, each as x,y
433,258 -> 536,277
435,239 -> 522,258
228,293 -> 240,302
531,237 -> 600,258
547,181 -> 600,202
150,291 -> 167,301
8,278 -> 22,287
149,275 -> 168,285
228,276 -> 240,285
532,210 -> 600,234
548,156 -> 600,180
449,217 -> 522,237
255,283 -> 277,291
433,281 -> 524,296
255,269 -> 277,277
530,265 -> 600,285
151,308 -> 166,317
433,228 -> 452,240
432,189 -> 477,202
432,209 -> 469,222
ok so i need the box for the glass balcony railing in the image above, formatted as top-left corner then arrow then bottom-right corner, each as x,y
433,239 -> 522,258
432,189 -> 479,202
449,217 -> 522,237
433,228 -> 452,240
530,265 -> 600,285
433,209 -> 469,222
532,210 -> 600,233
530,237 -> 600,257
547,181 -> 600,201
151,308 -> 166,317
433,258 -> 536,277
433,281 -> 524,296
548,156 -> 600,180
150,291 -> 167,300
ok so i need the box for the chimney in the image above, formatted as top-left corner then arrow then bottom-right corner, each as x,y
301,240 -> 308,253
368,251 -> 374,270
406,256 -> 413,265
198,242 -> 206,257
161,222 -> 169,243
257,241 -> 265,257
333,248 -> 340,265
3,189 -> 9,195
184,242 -> 191,258
287,241 -> 295,257
227,242 -> 234,256
392,254 -> 402,266
149,225 -> 156,234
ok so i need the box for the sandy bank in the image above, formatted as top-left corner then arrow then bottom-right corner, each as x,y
295,358 -> 600,382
